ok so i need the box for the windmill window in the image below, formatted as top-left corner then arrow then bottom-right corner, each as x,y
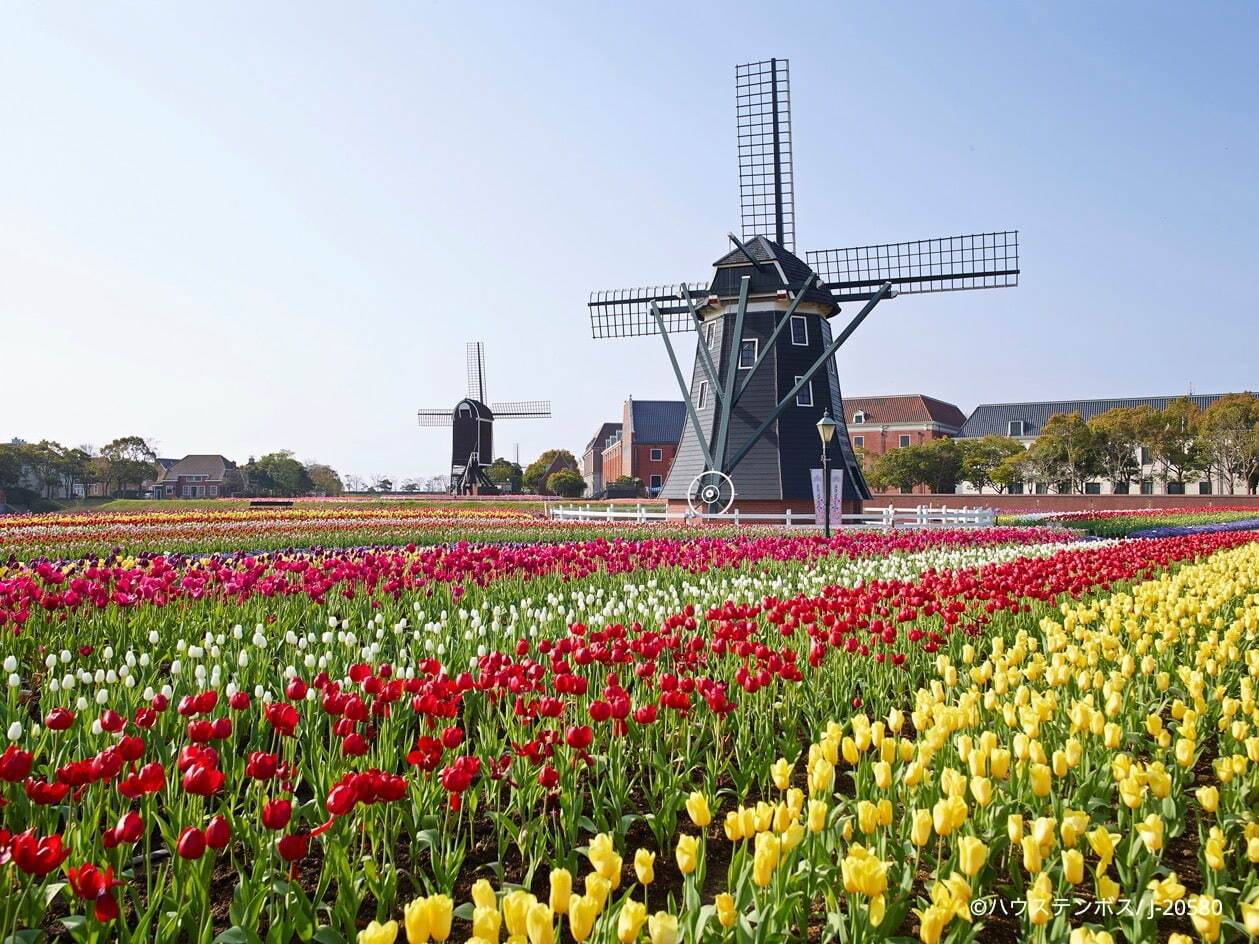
705,323 -> 716,348
697,382 -> 709,409
852,411 -> 866,425
794,377 -> 813,407
789,315 -> 808,346
650,448 -> 662,462
738,339 -> 758,368
1008,420 -> 1025,437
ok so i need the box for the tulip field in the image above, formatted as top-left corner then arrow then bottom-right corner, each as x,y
1,508 -> 1258,942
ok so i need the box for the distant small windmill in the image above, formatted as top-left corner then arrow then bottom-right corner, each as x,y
417,342 -> 551,495
589,58 -> 1019,515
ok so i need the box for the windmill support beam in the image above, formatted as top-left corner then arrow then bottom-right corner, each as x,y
650,303 -> 716,471
733,274 -> 816,405
712,276 -> 751,471
725,282 -> 892,475
679,289 -> 726,407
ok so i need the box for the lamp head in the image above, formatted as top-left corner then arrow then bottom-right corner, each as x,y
816,409 -> 838,444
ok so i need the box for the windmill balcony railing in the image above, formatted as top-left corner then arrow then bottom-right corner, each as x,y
546,503 -> 997,529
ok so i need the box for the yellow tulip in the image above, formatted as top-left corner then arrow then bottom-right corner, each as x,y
872,761 -> 892,789
675,834 -> 699,876
426,897 -> 452,942
1137,814 -> 1164,853
840,844 -> 889,898
1118,776 -> 1145,809
714,893 -> 737,928
808,758 -> 834,795
1027,872 -> 1052,926
584,874 -> 610,910
752,832 -> 780,887
471,906 -> 501,942
808,799 -> 828,833
525,903 -> 554,944
1188,895 -> 1222,942
970,776 -> 993,807
770,757 -> 792,790
1021,835 -> 1042,873
1063,848 -> 1084,884
1147,873 -> 1186,907
910,808 -> 933,847
723,810 -> 743,842
1240,901 -> 1259,936
989,748 -> 1011,779
404,898 -> 431,943
1007,814 -> 1024,844
957,836 -> 987,877
931,795 -> 967,836
1204,828 -> 1226,871
359,920 -> 399,944
1060,810 -> 1088,849
472,879 -> 498,911
914,904 -> 949,944
1029,763 -> 1051,797
548,869 -> 572,915
1195,785 -> 1219,812
1095,868 -> 1120,904
1087,827 -> 1120,869
634,848 -> 655,885
686,792 -> 712,828
1174,737 -> 1196,767
503,891 -> 537,939
567,896 -> 599,943
857,800 -> 878,835
617,900 -> 647,944
647,911 -> 679,944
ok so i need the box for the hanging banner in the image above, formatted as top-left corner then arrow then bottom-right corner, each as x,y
810,468 -> 844,527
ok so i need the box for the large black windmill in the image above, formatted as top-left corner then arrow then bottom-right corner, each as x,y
417,342 -> 551,495
589,58 -> 1019,514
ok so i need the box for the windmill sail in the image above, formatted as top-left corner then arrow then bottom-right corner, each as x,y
807,232 -> 1020,302
587,283 -> 710,339
737,58 -> 794,250
490,400 -> 552,419
466,342 -> 487,403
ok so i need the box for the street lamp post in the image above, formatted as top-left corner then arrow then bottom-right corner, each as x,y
816,409 -> 838,538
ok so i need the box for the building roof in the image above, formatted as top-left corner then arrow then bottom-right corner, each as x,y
156,458 -> 178,470
709,236 -> 838,314
960,394 -> 1229,439
630,400 -> 686,445
845,395 -> 967,430
156,454 -> 235,482
583,422 -> 622,455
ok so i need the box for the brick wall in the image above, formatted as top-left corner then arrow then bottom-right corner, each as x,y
861,493 -> 1259,513
632,443 -> 676,491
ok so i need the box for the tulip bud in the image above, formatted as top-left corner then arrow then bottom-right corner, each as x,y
176,827 -> 207,859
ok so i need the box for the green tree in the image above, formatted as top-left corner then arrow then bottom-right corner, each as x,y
247,451 -> 314,497
1087,406 -> 1153,492
547,468 -> 587,498
959,436 -> 1025,493
989,453 -> 1027,493
1142,397 -> 1209,488
305,463 -> 344,496
486,458 -> 524,493
524,450 -> 578,494
867,438 -> 963,494
1023,413 -> 1101,493
100,436 -> 158,497
1198,393 -> 1259,493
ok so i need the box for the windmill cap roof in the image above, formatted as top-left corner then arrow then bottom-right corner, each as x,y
709,235 -> 838,314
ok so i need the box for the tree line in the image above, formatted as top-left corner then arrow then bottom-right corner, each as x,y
0,439 -> 348,503
864,394 -> 1259,495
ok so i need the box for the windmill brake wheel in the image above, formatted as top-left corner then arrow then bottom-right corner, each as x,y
687,470 -> 735,517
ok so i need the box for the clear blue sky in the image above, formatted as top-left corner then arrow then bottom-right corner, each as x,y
3,1 -> 1255,485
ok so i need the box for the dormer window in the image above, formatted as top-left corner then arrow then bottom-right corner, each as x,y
852,411 -> 866,425
1008,420 -> 1025,437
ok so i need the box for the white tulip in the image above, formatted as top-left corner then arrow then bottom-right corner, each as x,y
7,721 -> 22,740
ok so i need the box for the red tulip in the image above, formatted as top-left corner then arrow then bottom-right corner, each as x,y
44,707 -> 75,731
261,799 -> 292,831
276,832 -> 309,863
24,778 -> 70,805
66,862 -> 123,921
11,830 -> 69,875
0,746 -> 34,782
176,827 -> 206,859
205,815 -> 231,850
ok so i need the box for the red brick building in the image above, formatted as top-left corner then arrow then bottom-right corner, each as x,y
587,398 -> 686,496
151,455 -> 245,499
844,395 -> 967,494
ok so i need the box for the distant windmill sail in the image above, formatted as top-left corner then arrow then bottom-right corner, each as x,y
418,342 -> 551,495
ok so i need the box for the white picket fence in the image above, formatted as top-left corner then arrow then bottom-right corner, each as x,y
547,503 -> 997,529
